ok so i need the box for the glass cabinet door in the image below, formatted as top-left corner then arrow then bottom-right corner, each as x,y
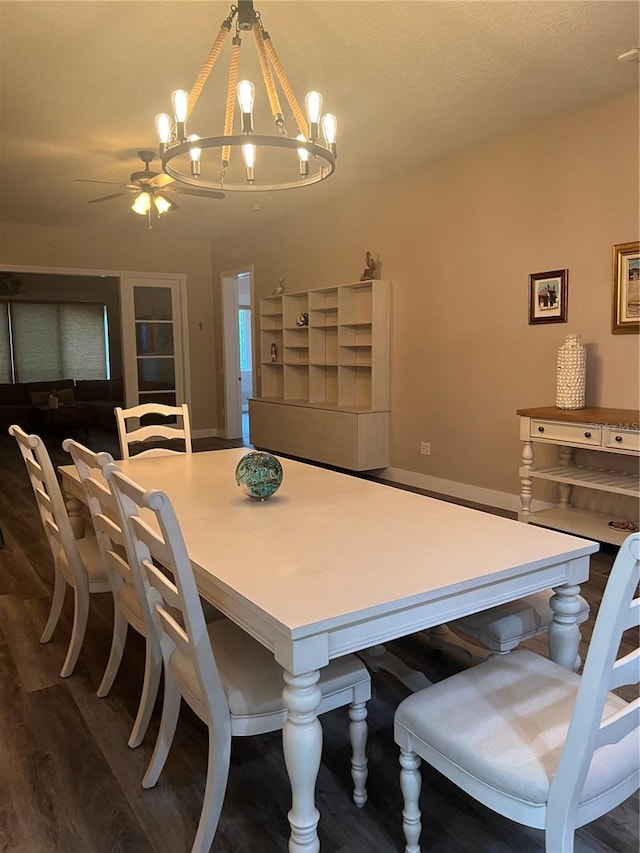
120,276 -> 185,407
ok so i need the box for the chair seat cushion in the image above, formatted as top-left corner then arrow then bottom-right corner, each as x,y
172,618 -> 370,720
57,534 -> 108,584
394,650 -> 634,808
451,591 -> 589,651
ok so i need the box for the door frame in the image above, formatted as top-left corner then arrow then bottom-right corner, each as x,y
220,265 -> 255,440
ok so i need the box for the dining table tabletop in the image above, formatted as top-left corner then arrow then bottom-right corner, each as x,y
59,447 -> 598,853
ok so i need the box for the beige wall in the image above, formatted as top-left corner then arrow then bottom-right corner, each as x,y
211,92 -> 640,500
0,224 -> 218,431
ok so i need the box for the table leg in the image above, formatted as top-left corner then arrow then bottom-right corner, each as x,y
283,669 -> 322,853
518,439 -> 534,523
548,583 -> 582,670
65,494 -> 86,539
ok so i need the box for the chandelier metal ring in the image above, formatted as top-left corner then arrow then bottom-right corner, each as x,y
162,135 -> 335,193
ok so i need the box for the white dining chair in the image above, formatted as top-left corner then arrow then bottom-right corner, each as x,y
115,402 -> 192,460
62,438 -> 163,747
105,463 -> 372,853
9,425 -> 111,677
394,533 -> 640,853
446,588 -> 590,664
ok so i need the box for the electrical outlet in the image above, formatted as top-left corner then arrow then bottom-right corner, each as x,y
420,442 -> 430,456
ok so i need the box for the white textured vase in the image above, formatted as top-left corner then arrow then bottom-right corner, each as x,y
556,334 -> 586,410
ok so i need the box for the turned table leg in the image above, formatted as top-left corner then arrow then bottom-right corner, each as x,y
283,669 -> 322,853
548,583 -> 583,670
518,439 -> 534,523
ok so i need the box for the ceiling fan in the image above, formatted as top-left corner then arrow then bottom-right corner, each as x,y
76,150 -> 224,223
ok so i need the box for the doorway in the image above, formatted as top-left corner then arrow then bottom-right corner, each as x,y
221,267 -> 254,442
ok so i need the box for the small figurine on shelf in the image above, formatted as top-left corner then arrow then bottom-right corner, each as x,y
273,278 -> 285,295
296,312 -> 308,327
360,251 -> 377,281
270,341 -> 278,362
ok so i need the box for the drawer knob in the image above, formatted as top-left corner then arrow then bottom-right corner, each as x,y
584,431 -> 591,438
615,435 -> 623,443
537,426 -> 545,433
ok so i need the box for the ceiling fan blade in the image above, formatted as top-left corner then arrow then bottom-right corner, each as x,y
76,179 -> 125,187
147,173 -> 175,189
165,186 -> 225,200
88,192 -> 132,203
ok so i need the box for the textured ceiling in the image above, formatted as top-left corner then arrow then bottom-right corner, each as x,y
0,0 -> 638,243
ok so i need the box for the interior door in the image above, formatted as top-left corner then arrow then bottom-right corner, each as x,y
221,274 -> 242,439
120,275 -> 186,408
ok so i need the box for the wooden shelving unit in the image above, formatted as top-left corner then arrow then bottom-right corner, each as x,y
250,280 -> 391,470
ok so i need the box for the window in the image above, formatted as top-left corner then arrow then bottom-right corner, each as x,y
0,301 -> 108,383
0,307 -> 11,383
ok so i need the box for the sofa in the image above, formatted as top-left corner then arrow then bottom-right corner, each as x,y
0,378 -> 123,431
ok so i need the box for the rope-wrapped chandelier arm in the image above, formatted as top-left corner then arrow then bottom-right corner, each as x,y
221,37 -> 241,168
252,23 -> 285,130
261,31 -> 308,137
187,12 -> 236,117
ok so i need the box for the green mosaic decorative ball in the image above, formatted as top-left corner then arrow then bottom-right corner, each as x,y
235,451 -> 283,501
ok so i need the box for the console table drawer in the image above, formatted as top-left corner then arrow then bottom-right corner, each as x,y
604,428 -> 640,452
529,419 -> 602,446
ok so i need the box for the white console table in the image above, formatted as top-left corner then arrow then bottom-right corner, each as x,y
517,406 -> 639,545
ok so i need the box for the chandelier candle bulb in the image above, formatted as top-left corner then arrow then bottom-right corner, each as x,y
242,143 -> 256,182
296,134 -> 310,177
237,80 -> 255,133
556,334 -> 586,410
321,113 -> 337,157
155,113 -> 172,152
305,90 -> 323,141
188,134 -> 201,177
171,89 -> 189,140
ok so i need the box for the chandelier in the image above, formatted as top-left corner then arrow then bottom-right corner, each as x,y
153,1 -> 337,192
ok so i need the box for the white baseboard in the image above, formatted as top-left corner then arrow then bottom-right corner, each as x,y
192,428 -> 223,439
376,467 -> 553,514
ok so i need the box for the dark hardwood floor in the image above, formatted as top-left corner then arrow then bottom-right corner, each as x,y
0,426 -> 637,853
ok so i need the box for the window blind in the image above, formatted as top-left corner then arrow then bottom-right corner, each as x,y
0,305 -> 11,383
10,302 -> 107,383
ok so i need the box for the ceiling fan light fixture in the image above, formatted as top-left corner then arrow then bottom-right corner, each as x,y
153,194 -> 174,215
153,0 -> 337,192
131,191 -> 152,215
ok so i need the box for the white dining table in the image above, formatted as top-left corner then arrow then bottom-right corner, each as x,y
59,448 -> 598,853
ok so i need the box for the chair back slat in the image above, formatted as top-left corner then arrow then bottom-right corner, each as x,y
141,549 -> 182,611
25,455 -> 45,484
144,559 -> 191,656
115,403 -> 192,460
596,699 -> 640,749
625,598 -> 640,630
130,515 -> 176,580
609,648 -> 640,691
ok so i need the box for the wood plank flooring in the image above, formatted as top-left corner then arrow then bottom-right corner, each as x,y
0,427 -> 637,853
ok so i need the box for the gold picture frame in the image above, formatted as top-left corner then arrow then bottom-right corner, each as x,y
612,241 -> 640,334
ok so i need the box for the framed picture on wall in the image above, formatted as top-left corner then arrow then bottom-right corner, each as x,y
528,269 -> 568,324
612,241 -> 640,334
